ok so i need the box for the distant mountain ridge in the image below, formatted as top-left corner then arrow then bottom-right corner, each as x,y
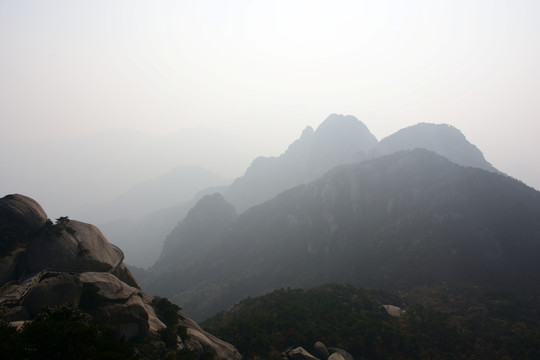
144,149 -> 540,320
104,114 -> 502,269
99,184 -> 227,268
0,127 -> 257,221
371,122 -> 498,173
83,165 -> 227,224
223,114 -> 498,214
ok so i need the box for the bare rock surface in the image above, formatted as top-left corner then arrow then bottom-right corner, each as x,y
23,220 -> 122,274
182,316 -> 242,360
328,348 -> 353,360
382,304 -> 405,317
328,353 -> 346,360
284,346 -> 320,360
0,194 -> 242,359
313,341 -> 330,360
0,194 -> 47,232
23,273 -> 82,317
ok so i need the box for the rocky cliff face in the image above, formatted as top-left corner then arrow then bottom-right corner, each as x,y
0,194 -> 240,360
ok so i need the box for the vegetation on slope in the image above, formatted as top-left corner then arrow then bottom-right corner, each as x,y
1,295 -> 198,360
202,284 -> 540,360
0,304 -> 136,360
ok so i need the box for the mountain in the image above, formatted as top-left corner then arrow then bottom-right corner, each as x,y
223,114 -> 378,213
143,149 -> 540,321
97,201 -> 196,268
371,122 -> 498,173
0,194 -> 241,360
222,116 -> 500,215
83,165 -> 228,225
96,182 -> 227,268
101,118 -> 500,268
0,127 -> 257,221
156,193 -> 237,270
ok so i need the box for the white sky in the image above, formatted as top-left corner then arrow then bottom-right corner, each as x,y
1,0 -> 540,209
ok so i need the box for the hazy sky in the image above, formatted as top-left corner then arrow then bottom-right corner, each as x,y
1,0 -> 540,209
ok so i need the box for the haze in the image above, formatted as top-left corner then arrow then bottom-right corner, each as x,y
1,0 -> 539,218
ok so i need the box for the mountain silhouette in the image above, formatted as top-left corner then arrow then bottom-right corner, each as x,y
144,149 -> 540,321
224,114 -> 378,213
371,122 -> 498,172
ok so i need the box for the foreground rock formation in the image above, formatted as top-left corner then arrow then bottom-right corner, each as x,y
0,194 -> 240,360
282,342 -> 353,360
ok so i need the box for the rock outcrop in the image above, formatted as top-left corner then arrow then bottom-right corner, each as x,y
22,220 -> 124,275
282,342 -> 353,360
284,346 -> 320,360
0,194 -> 241,360
313,341 -> 330,359
182,316 -> 242,360
0,194 -> 47,232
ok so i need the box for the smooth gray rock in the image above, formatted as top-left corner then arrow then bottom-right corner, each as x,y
328,348 -> 353,360
0,194 -> 47,232
313,341 -> 330,360
111,262 -> 140,289
23,220 -> 122,274
182,315 -> 242,360
23,273 -> 82,317
328,353 -> 346,360
382,304 -> 405,317
0,194 -> 243,359
79,272 -> 164,341
285,346 -> 320,360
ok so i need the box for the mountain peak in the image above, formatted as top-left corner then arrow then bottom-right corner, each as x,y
224,114 -> 379,213
315,114 -> 377,144
300,125 -> 315,138
372,122 -> 498,172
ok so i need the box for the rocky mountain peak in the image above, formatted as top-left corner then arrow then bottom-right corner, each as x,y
182,193 -> 237,227
224,114 -> 379,213
301,125 -> 315,138
315,113 -> 377,147
372,122 -> 497,172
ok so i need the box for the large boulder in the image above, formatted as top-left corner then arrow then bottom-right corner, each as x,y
328,348 -> 353,360
182,316 -> 242,360
0,194 -> 47,232
313,341 -> 330,360
0,194 -> 48,284
112,262 -> 141,289
328,353 -> 346,360
284,346 -> 320,360
22,273 -> 82,317
382,304 -> 405,317
79,272 -> 160,340
23,220 -> 122,274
